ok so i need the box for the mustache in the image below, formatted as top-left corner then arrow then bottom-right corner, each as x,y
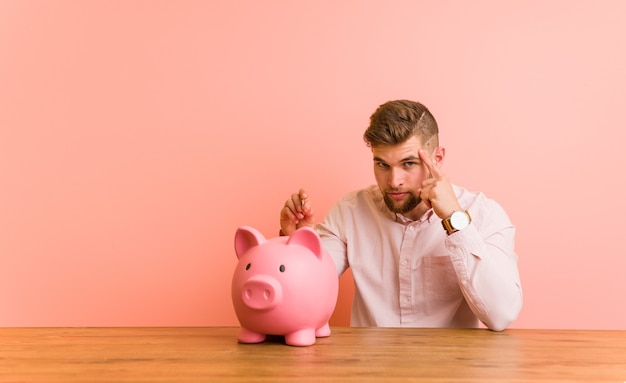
385,189 -> 407,193
384,189 -> 413,195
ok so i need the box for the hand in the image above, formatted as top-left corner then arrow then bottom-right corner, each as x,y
280,188 -> 315,236
417,149 -> 462,219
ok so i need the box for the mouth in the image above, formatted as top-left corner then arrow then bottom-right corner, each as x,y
386,191 -> 408,201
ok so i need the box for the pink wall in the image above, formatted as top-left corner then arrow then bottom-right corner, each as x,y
1,1 -> 625,329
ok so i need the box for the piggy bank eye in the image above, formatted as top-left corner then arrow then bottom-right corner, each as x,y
245,263 -> 251,271
279,265 -> 285,272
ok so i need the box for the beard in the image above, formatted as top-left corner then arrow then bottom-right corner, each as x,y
383,190 -> 422,214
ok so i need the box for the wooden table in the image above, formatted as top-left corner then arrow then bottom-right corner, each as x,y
1,327 -> 625,382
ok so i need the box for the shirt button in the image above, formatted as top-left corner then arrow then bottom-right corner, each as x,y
401,259 -> 408,266
409,226 -> 415,231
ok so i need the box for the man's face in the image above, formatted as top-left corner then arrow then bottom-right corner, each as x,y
372,135 -> 442,218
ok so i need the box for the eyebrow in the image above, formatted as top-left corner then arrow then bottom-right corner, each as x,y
401,155 -> 420,162
373,155 -> 420,163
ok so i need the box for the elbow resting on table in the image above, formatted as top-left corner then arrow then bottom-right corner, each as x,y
484,295 -> 523,332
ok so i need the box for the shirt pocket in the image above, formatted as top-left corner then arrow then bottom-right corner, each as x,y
423,256 -> 462,301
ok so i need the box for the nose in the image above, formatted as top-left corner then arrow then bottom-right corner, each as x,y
241,275 -> 283,310
389,167 -> 404,189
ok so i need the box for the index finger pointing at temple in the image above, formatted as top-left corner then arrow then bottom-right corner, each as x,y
418,149 -> 440,178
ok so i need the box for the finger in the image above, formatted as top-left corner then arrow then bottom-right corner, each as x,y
298,188 -> 309,208
284,198 -> 304,220
419,183 -> 434,208
281,205 -> 300,223
289,192 -> 304,214
298,189 -> 316,216
418,149 -> 441,178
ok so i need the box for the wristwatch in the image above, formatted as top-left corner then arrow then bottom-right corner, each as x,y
442,210 -> 472,235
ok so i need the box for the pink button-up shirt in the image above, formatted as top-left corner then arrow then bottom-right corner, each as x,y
317,185 -> 522,330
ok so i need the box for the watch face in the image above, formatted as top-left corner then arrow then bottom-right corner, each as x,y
450,211 -> 470,230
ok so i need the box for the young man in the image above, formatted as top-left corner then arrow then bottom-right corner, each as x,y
280,100 -> 522,331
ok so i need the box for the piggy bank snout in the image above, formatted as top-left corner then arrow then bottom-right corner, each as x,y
241,275 -> 283,310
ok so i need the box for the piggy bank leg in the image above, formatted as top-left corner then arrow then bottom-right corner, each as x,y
284,328 -> 316,347
315,323 -> 331,338
237,327 -> 266,344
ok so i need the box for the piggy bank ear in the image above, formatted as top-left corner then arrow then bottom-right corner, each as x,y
287,226 -> 323,260
234,226 -> 266,259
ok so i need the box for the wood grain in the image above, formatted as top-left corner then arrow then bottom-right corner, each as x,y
1,327 -> 625,382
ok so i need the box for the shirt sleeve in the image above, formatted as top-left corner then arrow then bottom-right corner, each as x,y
445,197 -> 523,331
316,218 -> 350,277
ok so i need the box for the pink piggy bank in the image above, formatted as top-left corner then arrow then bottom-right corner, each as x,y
231,226 -> 339,346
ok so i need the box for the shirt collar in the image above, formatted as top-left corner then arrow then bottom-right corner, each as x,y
395,209 -> 435,225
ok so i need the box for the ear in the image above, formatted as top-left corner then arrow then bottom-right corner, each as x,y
433,146 -> 445,169
234,226 -> 266,259
287,227 -> 323,260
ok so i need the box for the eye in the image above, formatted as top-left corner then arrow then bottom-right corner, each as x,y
403,161 -> 418,168
279,265 -> 285,272
245,263 -> 251,270
376,162 -> 389,169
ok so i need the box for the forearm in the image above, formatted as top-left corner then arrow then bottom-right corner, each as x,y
446,225 -> 523,331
